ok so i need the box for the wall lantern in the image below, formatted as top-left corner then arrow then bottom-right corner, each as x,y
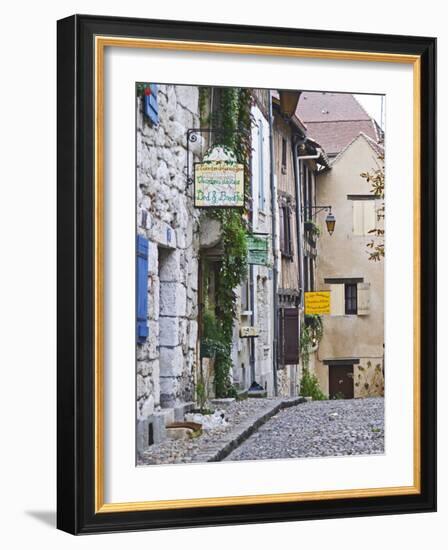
325,211 -> 336,235
303,205 -> 336,236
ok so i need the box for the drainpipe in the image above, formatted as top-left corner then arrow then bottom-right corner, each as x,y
248,139 -> 256,386
297,149 -> 322,230
292,137 -> 306,308
268,91 -> 278,396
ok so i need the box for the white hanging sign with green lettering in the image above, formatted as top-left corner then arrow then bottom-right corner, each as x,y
194,146 -> 244,208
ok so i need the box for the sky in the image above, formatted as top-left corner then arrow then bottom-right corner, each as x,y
354,94 -> 385,130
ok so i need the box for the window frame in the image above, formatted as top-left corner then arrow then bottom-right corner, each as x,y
281,137 -> 287,174
279,203 -> 293,259
344,282 -> 358,315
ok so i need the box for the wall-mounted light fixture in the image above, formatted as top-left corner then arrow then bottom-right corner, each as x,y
303,205 -> 336,236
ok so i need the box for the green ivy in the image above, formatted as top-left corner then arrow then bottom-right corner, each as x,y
300,367 -> 326,401
299,315 -> 325,400
304,220 -> 321,238
203,87 -> 253,397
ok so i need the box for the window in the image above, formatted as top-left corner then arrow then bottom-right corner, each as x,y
281,138 -> 287,174
326,278 -> 370,316
279,203 -> 293,258
351,197 -> 376,236
241,273 -> 252,313
257,122 -> 265,211
344,283 -> 357,315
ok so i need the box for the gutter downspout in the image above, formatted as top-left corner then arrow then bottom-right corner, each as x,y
292,137 -> 306,309
268,91 -> 278,397
248,137 -> 256,386
297,149 -> 322,224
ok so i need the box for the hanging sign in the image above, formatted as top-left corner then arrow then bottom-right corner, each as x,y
247,234 -> 269,266
194,161 -> 244,207
304,291 -> 331,315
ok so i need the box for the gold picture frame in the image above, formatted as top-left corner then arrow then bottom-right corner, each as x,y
57,15 -> 436,534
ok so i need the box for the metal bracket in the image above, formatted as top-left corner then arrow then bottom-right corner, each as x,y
302,204 -> 332,216
186,127 -> 249,186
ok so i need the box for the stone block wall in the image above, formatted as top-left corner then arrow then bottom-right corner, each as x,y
136,85 -> 201,425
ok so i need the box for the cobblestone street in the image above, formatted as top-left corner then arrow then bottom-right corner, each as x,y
138,397 -> 384,465
225,397 -> 384,461
138,398 -> 301,465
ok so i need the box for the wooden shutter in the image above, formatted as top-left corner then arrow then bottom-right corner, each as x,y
353,200 -> 376,235
353,201 -> 364,235
357,282 -> 371,315
285,207 -> 293,257
279,206 -> 285,253
144,84 -> 159,125
136,235 -> 149,343
364,201 -> 376,234
330,283 -> 345,316
280,307 -> 300,365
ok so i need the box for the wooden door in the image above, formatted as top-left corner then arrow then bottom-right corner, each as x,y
329,365 -> 354,399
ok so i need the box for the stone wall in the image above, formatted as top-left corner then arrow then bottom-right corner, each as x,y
136,85 -> 201,429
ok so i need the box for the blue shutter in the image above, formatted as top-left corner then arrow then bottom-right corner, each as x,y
136,235 -> 149,343
144,84 -> 159,125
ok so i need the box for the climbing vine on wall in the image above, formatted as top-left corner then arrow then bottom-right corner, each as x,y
202,87 -> 254,397
299,315 -> 325,401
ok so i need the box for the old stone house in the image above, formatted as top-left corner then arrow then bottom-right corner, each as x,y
135,84 -> 350,455
297,92 -> 385,399
272,92 -> 330,396
136,84 -> 202,451
231,89 -> 274,395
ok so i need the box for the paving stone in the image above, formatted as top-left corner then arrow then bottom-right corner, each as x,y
226,397 -> 384,461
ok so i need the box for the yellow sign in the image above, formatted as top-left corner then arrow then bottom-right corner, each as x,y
304,291 -> 331,315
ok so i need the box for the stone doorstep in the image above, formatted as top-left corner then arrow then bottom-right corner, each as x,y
174,401 -> 195,421
138,401 -> 196,453
191,397 -> 306,463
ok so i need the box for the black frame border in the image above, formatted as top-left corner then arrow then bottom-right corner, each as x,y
57,14 -> 436,535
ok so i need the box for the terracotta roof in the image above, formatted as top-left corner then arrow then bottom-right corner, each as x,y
296,92 -> 383,156
362,132 -> 385,158
304,120 -> 379,156
331,132 -> 384,166
297,91 -> 371,122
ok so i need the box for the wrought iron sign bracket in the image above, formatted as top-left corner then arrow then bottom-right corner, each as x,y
185,127 -> 249,186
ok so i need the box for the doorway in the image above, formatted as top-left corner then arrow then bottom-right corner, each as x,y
329,365 -> 354,399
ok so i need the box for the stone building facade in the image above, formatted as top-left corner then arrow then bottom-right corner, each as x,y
314,133 -> 385,398
232,98 -> 274,395
136,84 -> 202,449
297,92 -> 385,399
135,85 -> 349,455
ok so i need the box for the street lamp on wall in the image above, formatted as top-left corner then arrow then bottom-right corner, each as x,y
325,211 -> 336,235
303,205 -> 336,236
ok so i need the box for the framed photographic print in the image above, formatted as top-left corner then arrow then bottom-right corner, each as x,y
57,14 -> 436,534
